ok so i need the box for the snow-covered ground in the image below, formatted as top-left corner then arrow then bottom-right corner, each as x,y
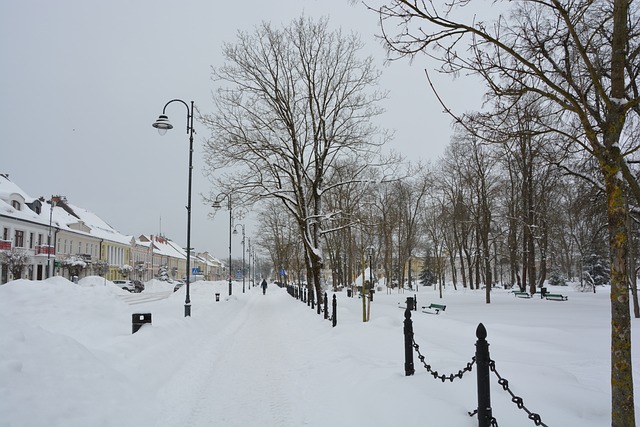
1,276 -> 638,427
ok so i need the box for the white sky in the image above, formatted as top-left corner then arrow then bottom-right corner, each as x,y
0,0 -> 484,260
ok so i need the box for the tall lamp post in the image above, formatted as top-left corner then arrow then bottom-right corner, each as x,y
152,99 -> 195,317
246,237 -> 252,288
46,196 -> 60,278
213,192 -> 233,295
233,223 -> 246,293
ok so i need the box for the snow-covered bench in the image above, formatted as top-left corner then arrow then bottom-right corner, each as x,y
421,303 -> 446,314
512,290 -> 531,298
545,293 -> 568,301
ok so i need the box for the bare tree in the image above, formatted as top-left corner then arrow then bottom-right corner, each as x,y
371,0 -> 639,423
201,16 -> 388,305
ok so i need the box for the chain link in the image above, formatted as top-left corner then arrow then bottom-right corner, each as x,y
489,360 -> 549,427
412,339 -> 475,382
411,334 -> 549,427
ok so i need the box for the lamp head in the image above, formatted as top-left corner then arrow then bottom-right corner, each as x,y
152,114 -> 173,135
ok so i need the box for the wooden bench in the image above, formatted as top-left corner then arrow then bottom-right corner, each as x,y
512,290 -> 532,298
545,293 -> 568,301
422,303 -> 446,314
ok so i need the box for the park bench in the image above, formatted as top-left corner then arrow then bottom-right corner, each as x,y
512,290 -> 532,298
421,303 -> 446,314
545,293 -> 568,301
511,290 -> 531,298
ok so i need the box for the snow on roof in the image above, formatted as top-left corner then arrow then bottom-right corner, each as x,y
0,174 -> 132,245
139,234 -> 187,260
0,174 -> 35,203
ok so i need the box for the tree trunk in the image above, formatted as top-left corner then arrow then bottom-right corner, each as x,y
602,157 -> 635,427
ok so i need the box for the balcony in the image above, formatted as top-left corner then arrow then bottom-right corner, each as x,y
35,245 -> 55,256
0,240 -> 12,251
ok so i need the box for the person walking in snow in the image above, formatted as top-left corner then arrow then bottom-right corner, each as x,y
261,278 -> 268,295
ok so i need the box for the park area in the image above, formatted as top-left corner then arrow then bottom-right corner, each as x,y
0,276 -> 639,427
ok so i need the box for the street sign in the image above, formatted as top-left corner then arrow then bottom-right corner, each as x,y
192,267 -> 200,274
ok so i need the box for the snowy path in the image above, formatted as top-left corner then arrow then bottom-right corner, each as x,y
153,288 -> 313,427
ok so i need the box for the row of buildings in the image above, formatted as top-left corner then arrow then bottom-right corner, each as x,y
0,174 -> 225,284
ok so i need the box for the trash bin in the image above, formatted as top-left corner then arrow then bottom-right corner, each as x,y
132,313 -> 152,334
369,289 -> 375,302
541,287 -> 547,299
215,293 -> 220,302
347,288 -> 352,297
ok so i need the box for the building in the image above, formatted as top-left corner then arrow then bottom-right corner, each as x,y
0,174 -> 132,283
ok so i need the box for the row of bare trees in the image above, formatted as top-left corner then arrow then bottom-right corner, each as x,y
365,0 -> 639,423
201,2 -> 638,422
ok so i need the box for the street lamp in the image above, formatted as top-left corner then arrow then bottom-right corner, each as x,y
46,196 -> 61,278
152,99 -> 195,317
246,237 -> 251,288
233,223 -> 246,293
368,246 -> 374,302
213,192 -> 232,296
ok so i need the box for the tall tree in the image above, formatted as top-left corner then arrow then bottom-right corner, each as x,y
202,16 -> 387,306
371,0 -> 639,423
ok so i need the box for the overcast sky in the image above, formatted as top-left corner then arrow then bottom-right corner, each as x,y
0,0 -> 484,261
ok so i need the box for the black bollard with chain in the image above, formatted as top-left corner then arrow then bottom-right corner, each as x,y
475,323 -> 493,427
324,292 -> 329,319
404,300 -> 415,376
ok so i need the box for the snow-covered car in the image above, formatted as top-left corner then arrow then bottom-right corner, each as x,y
113,280 -> 135,292
132,280 -> 144,293
173,281 -> 185,292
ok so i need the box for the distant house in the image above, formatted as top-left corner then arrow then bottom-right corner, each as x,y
1,174 -> 227,285
0,174 -> 132,283
0,174 -> 52,282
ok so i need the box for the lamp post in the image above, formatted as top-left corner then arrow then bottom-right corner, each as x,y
152,99 -> 195,317
233,223 -> 246,293
368,246 -> 373,287
46,196 -> 60,279
213,192 -> 233,295
246,237 -> 251,288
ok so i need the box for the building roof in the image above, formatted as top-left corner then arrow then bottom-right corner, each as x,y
0,174 -> 132,245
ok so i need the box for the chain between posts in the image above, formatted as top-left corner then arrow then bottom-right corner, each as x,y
405,307 -> 550,427
412,338 -> 476,382
488,360 -> 549,427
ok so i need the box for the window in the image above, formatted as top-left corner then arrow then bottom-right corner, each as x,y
29,232 -> 34,249
15,230 -> 24,247
11,200 -> 20,210
3,227 -> 9,240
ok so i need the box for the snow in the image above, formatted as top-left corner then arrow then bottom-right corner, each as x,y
1,277 -> 639,427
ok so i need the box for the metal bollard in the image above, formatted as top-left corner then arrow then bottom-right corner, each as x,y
475,323 -> 492,427
324,292 -> 329,319
132,313 -> 152,334
404,306 -> 415,376
406,296 -> 415,311
332,294 -> 337,327
215,293 -> 220,302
